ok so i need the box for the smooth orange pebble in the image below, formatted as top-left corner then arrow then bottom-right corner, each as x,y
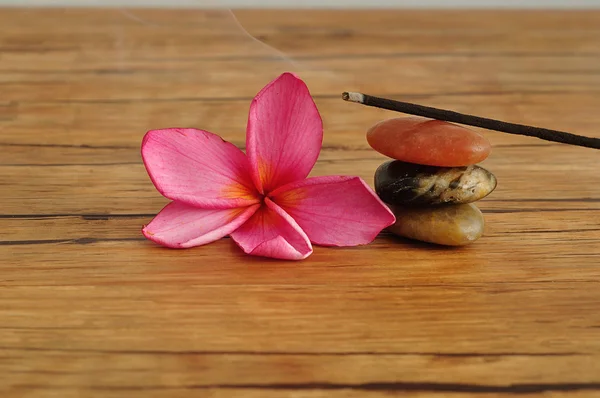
366,117 -> 492,167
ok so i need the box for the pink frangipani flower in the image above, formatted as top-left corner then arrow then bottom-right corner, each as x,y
141,72 -> 395,260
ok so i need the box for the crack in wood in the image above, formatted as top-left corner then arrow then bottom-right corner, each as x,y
1,345 -> 585,357
12,381 -> 600,393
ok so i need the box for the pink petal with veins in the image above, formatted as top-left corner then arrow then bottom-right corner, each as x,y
142,128 -> 259,209
270,176 -> 396,246
143,201 -> 260,249
230,197 -> 313,260
246,72 -> 323,194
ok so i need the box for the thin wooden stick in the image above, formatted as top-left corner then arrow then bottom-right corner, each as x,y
342,92 -> 600,150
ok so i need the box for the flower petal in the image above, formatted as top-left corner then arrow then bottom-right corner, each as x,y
270,176 -> 396,246
246,72 -> 323,194
143,201 -> 260,249
142,128 -> 259,209
230,197 -> 313,260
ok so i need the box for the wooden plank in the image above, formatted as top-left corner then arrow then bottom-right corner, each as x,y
1,93 -> 599,149
2,10 -> 600,61
2,56 -> 600,102
1,143 -> 599,214
1,161 -> 599,213
3,207 -> 600,242
2,234 -> 600,286
1,285 -> 599,351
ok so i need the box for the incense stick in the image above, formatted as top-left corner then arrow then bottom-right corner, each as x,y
342,92 -> 600,150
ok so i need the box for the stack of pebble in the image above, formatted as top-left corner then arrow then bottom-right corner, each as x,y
367,116 -> 497,246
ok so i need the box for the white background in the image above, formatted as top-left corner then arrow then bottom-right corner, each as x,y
2,0 -> 600,8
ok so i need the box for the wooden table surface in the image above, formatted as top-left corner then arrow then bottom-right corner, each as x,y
2,8 -> 600,398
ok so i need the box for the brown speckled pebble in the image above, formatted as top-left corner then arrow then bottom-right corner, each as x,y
388,203 -> 484,246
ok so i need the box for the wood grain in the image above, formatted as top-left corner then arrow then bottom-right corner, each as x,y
1,8 -> 599,398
